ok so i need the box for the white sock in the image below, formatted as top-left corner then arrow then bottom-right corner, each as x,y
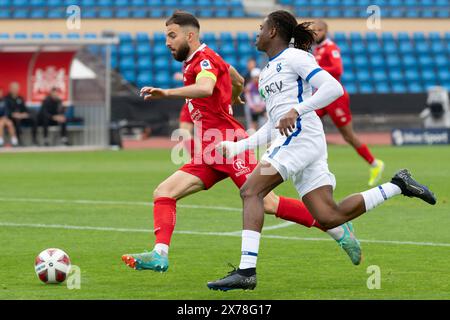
0,137 -> 3,145
239,230 -> 261,270
361,182 -> 401,211
11,136 -> 18,145
154,243 -> 169,255
326,225 -> 345,241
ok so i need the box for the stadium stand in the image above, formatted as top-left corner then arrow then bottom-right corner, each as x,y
0,0 -> 257,19
2,30 -> 449,94
278,0 -> 450,18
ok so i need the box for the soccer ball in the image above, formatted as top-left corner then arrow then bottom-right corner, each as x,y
34,248 -> 71,284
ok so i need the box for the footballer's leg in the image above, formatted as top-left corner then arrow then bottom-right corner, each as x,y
264,192 -> 362,265
122,170 -> 206,272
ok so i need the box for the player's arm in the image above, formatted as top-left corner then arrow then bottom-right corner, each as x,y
217,120 -> 274,158
141,72 -> 216,100
229,65 -> 245,105
277,54 -> 343,136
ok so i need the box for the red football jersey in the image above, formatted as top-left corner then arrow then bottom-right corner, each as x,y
182,44 -> 247,146
313,39 -> 344,82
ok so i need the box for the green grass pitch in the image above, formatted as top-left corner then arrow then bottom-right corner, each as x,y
0,145 -> 449,299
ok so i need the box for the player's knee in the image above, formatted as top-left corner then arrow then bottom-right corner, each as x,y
153,184 -> 172,199
239,184 -> 261,201
316,212 -> 341,229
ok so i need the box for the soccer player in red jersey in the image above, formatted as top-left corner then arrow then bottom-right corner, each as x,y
312,20 -> 385,186
121,11 -> 362,272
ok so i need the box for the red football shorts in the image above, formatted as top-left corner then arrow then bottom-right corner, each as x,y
179,150 -> 257,189
315,90 -> 352,128
179,104 -> 193,124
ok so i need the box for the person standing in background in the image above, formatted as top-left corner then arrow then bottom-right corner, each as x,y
312,20 -> 384,186
244,68 -> 266,133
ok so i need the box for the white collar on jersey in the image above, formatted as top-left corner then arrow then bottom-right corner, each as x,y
185,43 -> 207,63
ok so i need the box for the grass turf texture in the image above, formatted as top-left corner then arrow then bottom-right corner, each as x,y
0,146 -> 449,299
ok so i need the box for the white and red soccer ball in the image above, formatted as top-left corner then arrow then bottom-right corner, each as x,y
34,248 -> 71,284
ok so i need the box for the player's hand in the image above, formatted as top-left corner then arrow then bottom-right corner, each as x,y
276,108 -> 299,136
140,87 -> 169,100
216,141 -> 238,159
232,95 -> 245,106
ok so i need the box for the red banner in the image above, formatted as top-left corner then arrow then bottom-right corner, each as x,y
0,50 -> 76,105
30,51 -> 76,104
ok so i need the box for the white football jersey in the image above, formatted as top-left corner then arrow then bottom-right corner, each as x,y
258,47 -> 323,125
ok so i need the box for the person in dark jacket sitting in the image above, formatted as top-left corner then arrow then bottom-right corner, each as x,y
38,87 -> 68,146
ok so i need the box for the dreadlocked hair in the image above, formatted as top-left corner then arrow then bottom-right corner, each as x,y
267,10 -> 316,52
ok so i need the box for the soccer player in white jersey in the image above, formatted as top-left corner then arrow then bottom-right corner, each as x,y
207,10 -> 436,291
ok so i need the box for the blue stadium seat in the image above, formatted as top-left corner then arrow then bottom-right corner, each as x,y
310,9 -> 326,18
219,32 -> 233,43
171,60 -> 183,73
375,83 -> 390,94
391,83 -> 407,93
349,32 -> 363,43
136,72 -> 153,88
0,33 -> 9,39
237,43 -> 252,55
98,9 -> 114,18
197,9 -> 214,18
388,70 -> 403,83
119,44 -> 135,57
404,69 -> 420,82
437,70 -> 450,82
207,43 -> 218,52
81,0 -> 96,7
215,9 -> 229,18
421,70 -> 436,83
136,44 -> 151,56
122,70 -> 136,83
355,70 -> 370,82
369,55 -> 385,69
372,70 -> 387,82
131,9 -> 147,18
365,32 -> 378,42
154,72 -> 172,88
382,42 -> 397,54
418,56 -> 434,69
0,9 -> 10,19
147,0 -> 162,6
344,83 -> 357,94
118,32 -> 133,43
82,8 -> 97,18
397,32 -> 410,43
381,32 -> 394,43
49,32 -> 63,39
407,82 -> 424,93
434,56 -> 449,69
414,42 -> 429,54
153,56 -> 168,70
137,59 -> 152,71
30,0 -> 45,6
430,42 -> 445,55
413,32 -> 426,42
359,82 -> 374,94
153,43 -> 169,57
30,9 -> 46,19
136,32 -> 150,43
428,32 -> 442,42
219,42 -> 235,56
405,9 -> 420,18
201,32 -> 216,43
14,32 -> 27,39
149,9 -> 164,18
350,42 -> 366,55
153,32 -> 166,43
399,42 -> 414,54
386,55 -> 401,70
231,8 -> 246,18
84,33 -> 97,39
341,70 -> 354,83
367,42 -> 381,54
436,10 -> 449,18
12,0 -> 27,7
47,0 -> 62,6
115,0 -> 128,6
31,32 -> 45,39
98,0 -> 113,6
48,8 -> 65,19
119,57 -> 135,72
402,55 -> 417,69
13,9 -> 28,19
67,33 -> 81,39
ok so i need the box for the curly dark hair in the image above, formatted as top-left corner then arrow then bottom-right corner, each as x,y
267,10 -> 315,51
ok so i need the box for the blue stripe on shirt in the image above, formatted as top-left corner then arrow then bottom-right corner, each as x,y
269,117 -> 302,159
305,68 -> 323,82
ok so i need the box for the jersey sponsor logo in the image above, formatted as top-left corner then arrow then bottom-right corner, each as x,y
200,59 -> 212,70
276,63 -> 282,72
233,158 -> 252,177
331,50 -> 340,58
262,80 -> 283,98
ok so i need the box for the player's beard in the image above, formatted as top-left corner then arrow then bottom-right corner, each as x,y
315,35 -> 326,45
173,42 -> 190,62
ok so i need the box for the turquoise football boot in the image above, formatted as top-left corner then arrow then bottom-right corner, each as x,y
336,222 -> 362,265
122,250 -> 169,272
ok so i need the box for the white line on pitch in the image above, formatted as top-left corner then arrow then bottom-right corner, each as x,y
0,197 -> 241,212
0,197 -> 294,231
1,221 -> 450,248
